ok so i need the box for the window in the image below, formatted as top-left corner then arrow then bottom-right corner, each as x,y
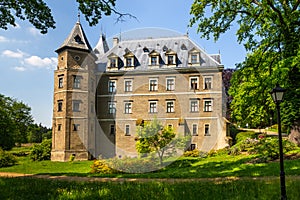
110,58 -> 117,68
192,124 -> 198,136
108,102 -> 116,114
108,80 -> 116,93
124,102 -> 132,114
205,124 -> 210,136
190,144 -> 196,151
149,101 -> 157,113
166,101 -> 174,113
167,55 -> 174,65
124,80 -> 132,92
151,56 -> 158,65
57,124 -> 62,131
58,77 -> 63,88
190,77 -> 199,90
72,100 -> 80,112
73,124 -> 80,131
73,76 -> 81,89
190,99 -> 199,112
149,79 -> 158,91
125,124 -> 130,136
204,100 -> 212,112
191,53 -> 198,64
126,57 -> 133,67
204,77 -> 212,90
57,100 -> 63,112
110,124 -> 115,135
166,78 -> 175,91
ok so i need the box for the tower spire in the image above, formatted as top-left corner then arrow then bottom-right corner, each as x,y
77,10 -> 80,23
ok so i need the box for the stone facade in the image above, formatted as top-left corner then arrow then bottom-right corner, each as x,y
51,21 -> 229,161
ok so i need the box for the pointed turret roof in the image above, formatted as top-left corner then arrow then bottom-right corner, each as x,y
94,33 -> 109,55
56,21 -> 92,53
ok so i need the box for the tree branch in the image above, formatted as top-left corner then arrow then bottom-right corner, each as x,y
292,0 -> 300,11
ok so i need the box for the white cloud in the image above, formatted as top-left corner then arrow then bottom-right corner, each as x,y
14,66 -> 27,71
2,49 -> 26,58
0,36 -> 9,42
24,56 -> 57,69
28,27 -> 41,36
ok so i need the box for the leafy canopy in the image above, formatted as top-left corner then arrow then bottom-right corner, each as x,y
190,0 -> 300,128
0,0 -> 133,33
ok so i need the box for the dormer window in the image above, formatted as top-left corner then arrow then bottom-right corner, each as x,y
189,48 -> 200,65
143,47 -> 149,53
74,35 -> 83,44
107,53 -> 119,70
123,51 -> 135,68
149,50 -> 160,66
165,49 -> 177,66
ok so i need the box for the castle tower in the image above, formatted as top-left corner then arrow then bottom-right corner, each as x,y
51,19 -> 97,161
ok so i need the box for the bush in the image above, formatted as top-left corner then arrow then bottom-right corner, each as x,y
90,159 -> 117,174
183,149 -> 200,157
29,139 -> 52,161
108,157 -> 158,173
0,148 -> 17,167
235,131 -> 258,144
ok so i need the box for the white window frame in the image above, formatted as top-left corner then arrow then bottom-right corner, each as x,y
124,102 -> 132,114
110,58 -> 117,68
150,56 -> 158,65
124,79 -> 133,92
190,99 -> 199,112
108,80 -> 117,93
166,77 -> 175,91
149,101 -> 158,113
204,99 -> 213,112
73,75 -> 81,89
58,77 -> 63,88
166,100 -> 175,113
126,57 -> 134,67
149,78 -> 158,91
190,76 -> 199,90
108,102 -> 116,114
204,76 -> 213,90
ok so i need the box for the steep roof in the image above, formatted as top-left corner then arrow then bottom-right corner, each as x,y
96,35 -> 222,71
94,34 -> 110,55
56,21 -> 92,53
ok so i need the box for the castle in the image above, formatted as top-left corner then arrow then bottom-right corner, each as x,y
51,20 -> 229,161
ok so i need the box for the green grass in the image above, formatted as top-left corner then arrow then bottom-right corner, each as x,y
1,152 -> 300,179
1,176 -> 300,199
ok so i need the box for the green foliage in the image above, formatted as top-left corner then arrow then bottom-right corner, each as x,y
235,131 -> 258,144
183,149 -> 201,157
136,118 -> 186,165
190,1 -> 300,128
0,148 -> 17,167
29,139 -> 52,161
90,159 -> 117,174
107,157 -> 158,173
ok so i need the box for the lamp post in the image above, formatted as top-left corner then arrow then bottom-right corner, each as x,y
270,84 -> 287,200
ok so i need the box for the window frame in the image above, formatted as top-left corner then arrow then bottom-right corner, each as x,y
110,124 -> 115,135
204,76 -> 213,90
58,77 -> 63,88
204,124 -> 210,136
72,100 -> 81,112
149,78 -> 158,91
124,79 -> 133,92
192,124 -> 198,136
57,100 -> 63,112
204,99 -> 213,112
125,124 -> 130,136
108,80 -> 117,93
108,102 -> 116,114
149,101 -> 158,113
73,75 -> 81,89
166,77 -> 175,91
190,76 -> 199,90
166,100 -> 175,113
124,102 -> 132,114
190,99 -> 199,113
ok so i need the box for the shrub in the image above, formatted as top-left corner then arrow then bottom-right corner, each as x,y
90,159 -> 117,174
108,157 -> 158,173
235,131 -> 258,144
183,149 -> 200,157
0,148 -> 17,167
29,139 -> 52,161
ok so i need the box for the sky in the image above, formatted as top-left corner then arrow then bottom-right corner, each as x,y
0,0 -> 246,127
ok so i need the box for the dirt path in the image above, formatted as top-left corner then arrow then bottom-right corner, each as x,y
1,172 -> 300,183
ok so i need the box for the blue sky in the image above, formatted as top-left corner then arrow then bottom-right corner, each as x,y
0,0 -> 246,127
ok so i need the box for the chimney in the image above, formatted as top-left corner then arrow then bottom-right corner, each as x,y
113,37 -> 119,47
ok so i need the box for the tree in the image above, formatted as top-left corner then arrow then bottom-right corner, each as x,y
135,118 -> 186,165
190,1 -> 300,129
0,0 -> 134,34
0,94 -> 34,149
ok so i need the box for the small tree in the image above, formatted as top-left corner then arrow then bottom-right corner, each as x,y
136,118 -> 185,165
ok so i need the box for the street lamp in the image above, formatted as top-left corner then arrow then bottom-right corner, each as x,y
270,84 -> 287,200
